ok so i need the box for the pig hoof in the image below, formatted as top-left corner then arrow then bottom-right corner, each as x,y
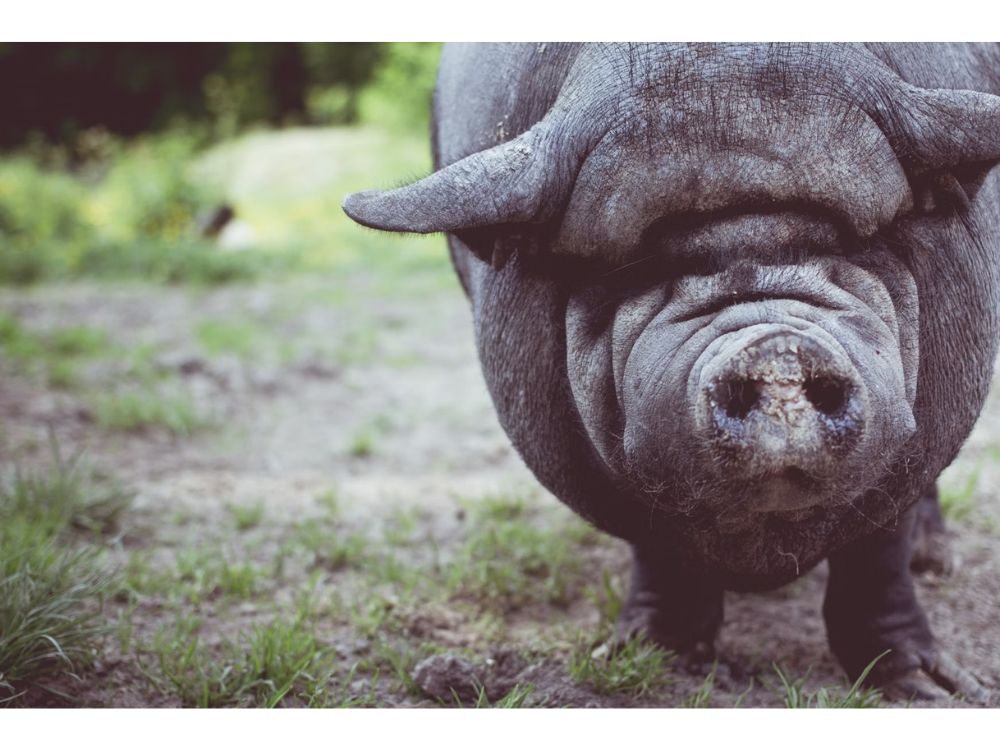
878,652 -> 990,703
601,605 -> 720,677
614,606 -> 717,660
910,527 -> 956,576
672,642 -> 730,677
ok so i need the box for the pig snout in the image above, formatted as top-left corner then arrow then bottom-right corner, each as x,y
694,327 -> 869,511
702,330 -> 866,458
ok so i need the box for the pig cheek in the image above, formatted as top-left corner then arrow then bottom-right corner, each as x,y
565,286 -> 670,474
824,252 -> 921,407
618,318 -> 709,481
819,313 -> 917,455
564,319 -> 624,472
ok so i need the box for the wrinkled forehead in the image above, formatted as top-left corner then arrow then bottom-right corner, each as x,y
551,44 -> 911,262
341,43 -> 999,254
563,43 -> 885,104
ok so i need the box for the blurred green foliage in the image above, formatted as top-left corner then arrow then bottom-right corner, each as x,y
0,43 -> 445,287
0,132 -> 272,284
356,43 -> 441,133
0,43 -> 440,147
0,43 -> 403,147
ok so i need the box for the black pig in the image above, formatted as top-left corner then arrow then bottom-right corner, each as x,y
344,43 -> 1000,700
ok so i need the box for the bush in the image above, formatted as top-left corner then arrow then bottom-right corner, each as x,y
87,131 -> 218,244
0,158 -> 92,282
0,158 -> 91,243
356,43 -> 441,132
0,131 -> 284,285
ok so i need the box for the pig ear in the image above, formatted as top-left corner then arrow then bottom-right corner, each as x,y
342,123 -> 560,234
898,86 -> 1000,199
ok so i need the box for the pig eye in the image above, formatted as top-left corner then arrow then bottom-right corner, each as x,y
825,233 -> 871,259
911,170 -> 974,215
530,251 -> 665,294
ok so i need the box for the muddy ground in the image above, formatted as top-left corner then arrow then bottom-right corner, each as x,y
2,263 -> 999,708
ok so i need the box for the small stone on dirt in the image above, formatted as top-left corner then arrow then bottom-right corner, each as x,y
412,653 -> 484,704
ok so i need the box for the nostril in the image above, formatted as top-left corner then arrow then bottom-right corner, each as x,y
804,376 -> 847,416
723,379 -> 761,419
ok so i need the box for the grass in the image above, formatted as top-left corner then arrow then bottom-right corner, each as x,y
568,636 -> 674,697
940,468 -> 980,523
683,666 -> 718,708
348,429 -> 376,458
121,553 -> 175,599
0,312 -> 110,389
0,310 -> 209,437
0,450 -> 907,708
352,636 -> 431,699
173,548 -> 263,604
0,529 -> 110,702
92,389 -> 206,436
382,506 -> 422,546
141,615 -> 337,707
369,553 -> 426,589
474,683 -> 535,708
585,570 -> 626,640
0,450 -> 132,702
291,521 -> 368,573
48,325 -> 111,358
772,652 -> 886,708
446,494 -> 588,611
71,239 -> 280,285
346,596 -> 402,640
196,320 -> 260,358
308,665 -> 383,708
334,324 -> 381,367
230,501 -> 266,532
347,415 -> 394,459
122,545 -> 265,606
316,488 -> 341,517
0,444 -> 133,537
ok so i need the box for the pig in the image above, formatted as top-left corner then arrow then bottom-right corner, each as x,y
343,43 -> 1000,701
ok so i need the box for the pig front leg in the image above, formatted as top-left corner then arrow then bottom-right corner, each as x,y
613,545 -> 725,665
823,504 -> 988,702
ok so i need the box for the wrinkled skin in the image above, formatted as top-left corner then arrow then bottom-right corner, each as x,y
344,43 -> 1000,700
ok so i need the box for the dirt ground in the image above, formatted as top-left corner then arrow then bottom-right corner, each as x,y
2,268 -> 999,708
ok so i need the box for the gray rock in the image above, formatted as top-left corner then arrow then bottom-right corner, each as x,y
412,653 -> 484,704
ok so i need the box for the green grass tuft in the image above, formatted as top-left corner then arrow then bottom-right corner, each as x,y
569,637 -> 674,697
291,520 -> 368,573
93,389 -> 206,436
348,429 -> 375,458
173,548 -> 264,604
474,682 -> 535,708
141,615 -> 335,707
940,468 -> 980,523
772,652 -> 886,708
0,313 -> 110,389
683,666 -> 717,708
196,320 -> 259,358
447,494 -> 584,611
230,501 -> 266,532
0,526 -> 110,702
0,452 -> 131,701
585,570 -> 626,640
0,447 -> 133,537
